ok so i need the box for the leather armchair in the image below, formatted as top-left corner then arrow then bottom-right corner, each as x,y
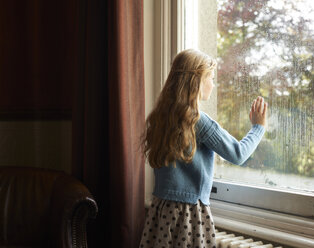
0,166 -> 98,248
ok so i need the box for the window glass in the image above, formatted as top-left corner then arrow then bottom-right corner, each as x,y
184,0 -> 198,49
185,0 -> 314,194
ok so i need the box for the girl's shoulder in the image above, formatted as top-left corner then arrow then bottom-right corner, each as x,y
198,111 -> 219,126
199,111 -> 212,120
196,111 -> 220,135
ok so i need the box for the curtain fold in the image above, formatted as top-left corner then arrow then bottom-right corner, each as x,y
108,0 -> 145,246
72,0 -> 145,247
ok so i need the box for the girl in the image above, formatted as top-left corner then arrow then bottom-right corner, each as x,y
139,49 -> 267,248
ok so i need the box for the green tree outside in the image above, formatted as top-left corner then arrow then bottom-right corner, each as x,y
217,0 -> 314,177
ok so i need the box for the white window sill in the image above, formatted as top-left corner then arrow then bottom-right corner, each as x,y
210,199 -> 314,248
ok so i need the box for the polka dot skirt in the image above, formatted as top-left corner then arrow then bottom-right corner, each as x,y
139,196 -> 216,248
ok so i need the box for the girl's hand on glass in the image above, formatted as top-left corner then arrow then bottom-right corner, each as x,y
249,96 -> 267,127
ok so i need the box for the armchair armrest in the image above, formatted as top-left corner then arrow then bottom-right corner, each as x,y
49,173 -> 98,248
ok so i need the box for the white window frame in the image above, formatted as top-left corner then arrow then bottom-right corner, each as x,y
144,0 -> 314,246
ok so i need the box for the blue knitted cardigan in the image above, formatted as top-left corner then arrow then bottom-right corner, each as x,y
153,111 -> 265,205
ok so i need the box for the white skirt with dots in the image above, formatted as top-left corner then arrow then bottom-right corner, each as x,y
139,196 -> 217,248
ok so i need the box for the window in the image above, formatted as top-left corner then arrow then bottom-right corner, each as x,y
182,0 -> 314,217
216,0 -> 313,193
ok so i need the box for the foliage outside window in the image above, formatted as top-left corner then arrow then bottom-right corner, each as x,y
216,0 -> 313,193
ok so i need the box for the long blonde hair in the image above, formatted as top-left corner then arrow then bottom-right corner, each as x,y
142,49 -> 217,168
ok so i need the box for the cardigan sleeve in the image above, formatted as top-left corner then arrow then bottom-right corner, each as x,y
196,111 -> 265,165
